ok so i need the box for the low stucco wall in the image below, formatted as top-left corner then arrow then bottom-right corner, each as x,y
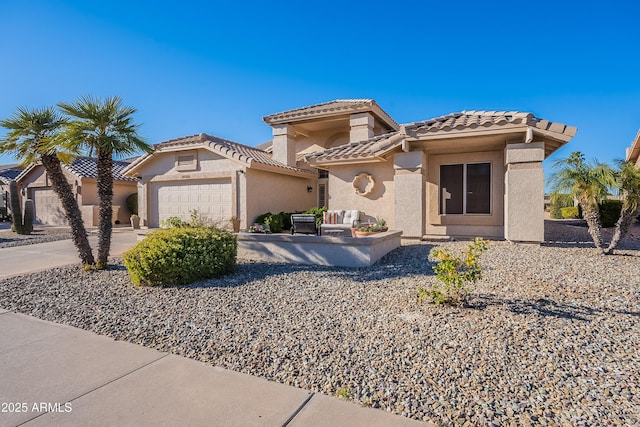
237,230 -> 402,267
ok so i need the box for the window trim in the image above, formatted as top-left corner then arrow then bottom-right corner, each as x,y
439,161 -> 492,216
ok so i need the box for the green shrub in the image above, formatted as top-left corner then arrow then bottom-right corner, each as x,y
126,193 -> 138,216
599,199 -> 622,228
253,211 -> 292,233
549,193 -> 573,219
419,238 -> 488,306
160,216 -> 190,228
122,227 -> 237,286
561,206 -> 580,219
304,206 -> 327,227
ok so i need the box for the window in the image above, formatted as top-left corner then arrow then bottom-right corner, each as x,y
318,183 -> 327,208
318,169 -> 329,179
439,163 -> 491,215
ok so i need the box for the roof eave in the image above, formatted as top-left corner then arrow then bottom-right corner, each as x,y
625,129 -> 640,163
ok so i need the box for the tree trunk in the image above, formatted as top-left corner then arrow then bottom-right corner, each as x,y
579,200 -> 604,252
40,154 -> 95,265
96,148 -> 114,267
604,204 -> 640,255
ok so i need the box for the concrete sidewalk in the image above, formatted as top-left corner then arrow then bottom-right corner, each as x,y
0,232 -> 429,426
0,311 -> 427,426
0,229 -> 138,279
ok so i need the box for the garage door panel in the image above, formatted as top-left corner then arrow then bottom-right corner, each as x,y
32,188 -> 67,225
152,180 -> 232,228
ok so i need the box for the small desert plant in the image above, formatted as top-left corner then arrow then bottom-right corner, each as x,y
335,386 -> 351,399
560,206 -> 580,219
123,226 -> 237,286
419,237 -> 488,306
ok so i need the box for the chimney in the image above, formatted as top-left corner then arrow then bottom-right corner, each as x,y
272,124 -> 296,167
350,112 -> 374,143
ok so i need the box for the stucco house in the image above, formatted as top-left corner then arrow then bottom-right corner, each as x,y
626,129 -> 640,166
17,157 -> 138,226
126,99 -> 577,242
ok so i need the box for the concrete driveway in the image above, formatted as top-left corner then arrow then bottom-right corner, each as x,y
0,229 -> 138,279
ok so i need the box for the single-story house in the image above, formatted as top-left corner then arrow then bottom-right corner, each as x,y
126,99 -> 577,242
16,157 -> 138,226
626,129 -> 640,166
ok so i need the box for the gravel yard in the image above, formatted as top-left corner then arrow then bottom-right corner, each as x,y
1,220 -> 639,425
0,226 -> 72,248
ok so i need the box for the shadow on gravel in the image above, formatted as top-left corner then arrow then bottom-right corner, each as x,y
189,244 -> 436,289
468,294 -> 640,321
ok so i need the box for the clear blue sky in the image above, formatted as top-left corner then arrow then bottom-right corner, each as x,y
1,0 -> 639,185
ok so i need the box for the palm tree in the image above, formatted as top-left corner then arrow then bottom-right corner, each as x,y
0,107 -> 95,265
548,151 -> 615,252
604,160 -> 640,254
58,96 -> 149,268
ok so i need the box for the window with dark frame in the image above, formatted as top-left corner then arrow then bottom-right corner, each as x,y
439,162 -> 491,215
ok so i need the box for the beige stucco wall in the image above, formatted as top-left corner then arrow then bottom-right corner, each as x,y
79,180 -> 137,225
245,168 -> 316,224
326,162 -> 395,226
425,150 -> 505,238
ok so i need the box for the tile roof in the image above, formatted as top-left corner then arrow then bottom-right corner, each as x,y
263,99 -> 399,129
125,133 -> 315,176
307,110 -> 576,164
404,110 -> 577,138
0,168 -> 21,185
63,157 -> 137,181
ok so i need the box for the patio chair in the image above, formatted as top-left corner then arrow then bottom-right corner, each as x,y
290,214 -> 318,235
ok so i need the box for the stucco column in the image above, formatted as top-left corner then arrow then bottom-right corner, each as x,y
137,179 -> 147,227
393,151 -> 425,238
272,124 -> 296,167
350,112 -> 374,142
504,141 -> 545,242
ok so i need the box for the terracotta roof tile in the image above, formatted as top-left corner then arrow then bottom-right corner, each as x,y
263,99 -> 399,129
308,110 -> 576,164
137,133 -> 314,176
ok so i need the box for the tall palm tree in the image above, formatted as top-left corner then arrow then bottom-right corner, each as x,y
604,160 -> 640,254
548,151 -> 615,252
0,107 -> 95,265
58,96 -> 149,268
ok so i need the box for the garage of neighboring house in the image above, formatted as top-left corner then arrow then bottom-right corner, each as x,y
16,157 -> 139,226
150,179 -> 232,227
31,187 -> 67,225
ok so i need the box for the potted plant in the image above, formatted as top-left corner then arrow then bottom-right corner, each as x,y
130,214 -> 141,230
229,215 -> 241,233
354,218 -> 388,237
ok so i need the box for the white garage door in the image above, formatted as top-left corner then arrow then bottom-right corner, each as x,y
32,188 -> 67,225
153,180 -> 232,228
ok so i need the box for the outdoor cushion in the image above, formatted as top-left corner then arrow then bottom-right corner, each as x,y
342,210 -> 359,226
323,210 -> 344,224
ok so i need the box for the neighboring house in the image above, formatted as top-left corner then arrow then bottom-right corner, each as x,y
626,129 -> 640,166
126,99 -> 577,242
0,165 -> 22,219
16,157 -> 138,226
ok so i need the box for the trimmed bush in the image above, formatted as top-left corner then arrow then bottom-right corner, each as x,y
549,193 -> 573,219
561,207 -> 579,219
126,193 -> 138,216
122,227 -> 237,286
599,199 -> 622,228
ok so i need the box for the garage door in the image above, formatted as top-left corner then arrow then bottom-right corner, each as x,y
152,180 -> 232,228
32,188 -> 67,225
